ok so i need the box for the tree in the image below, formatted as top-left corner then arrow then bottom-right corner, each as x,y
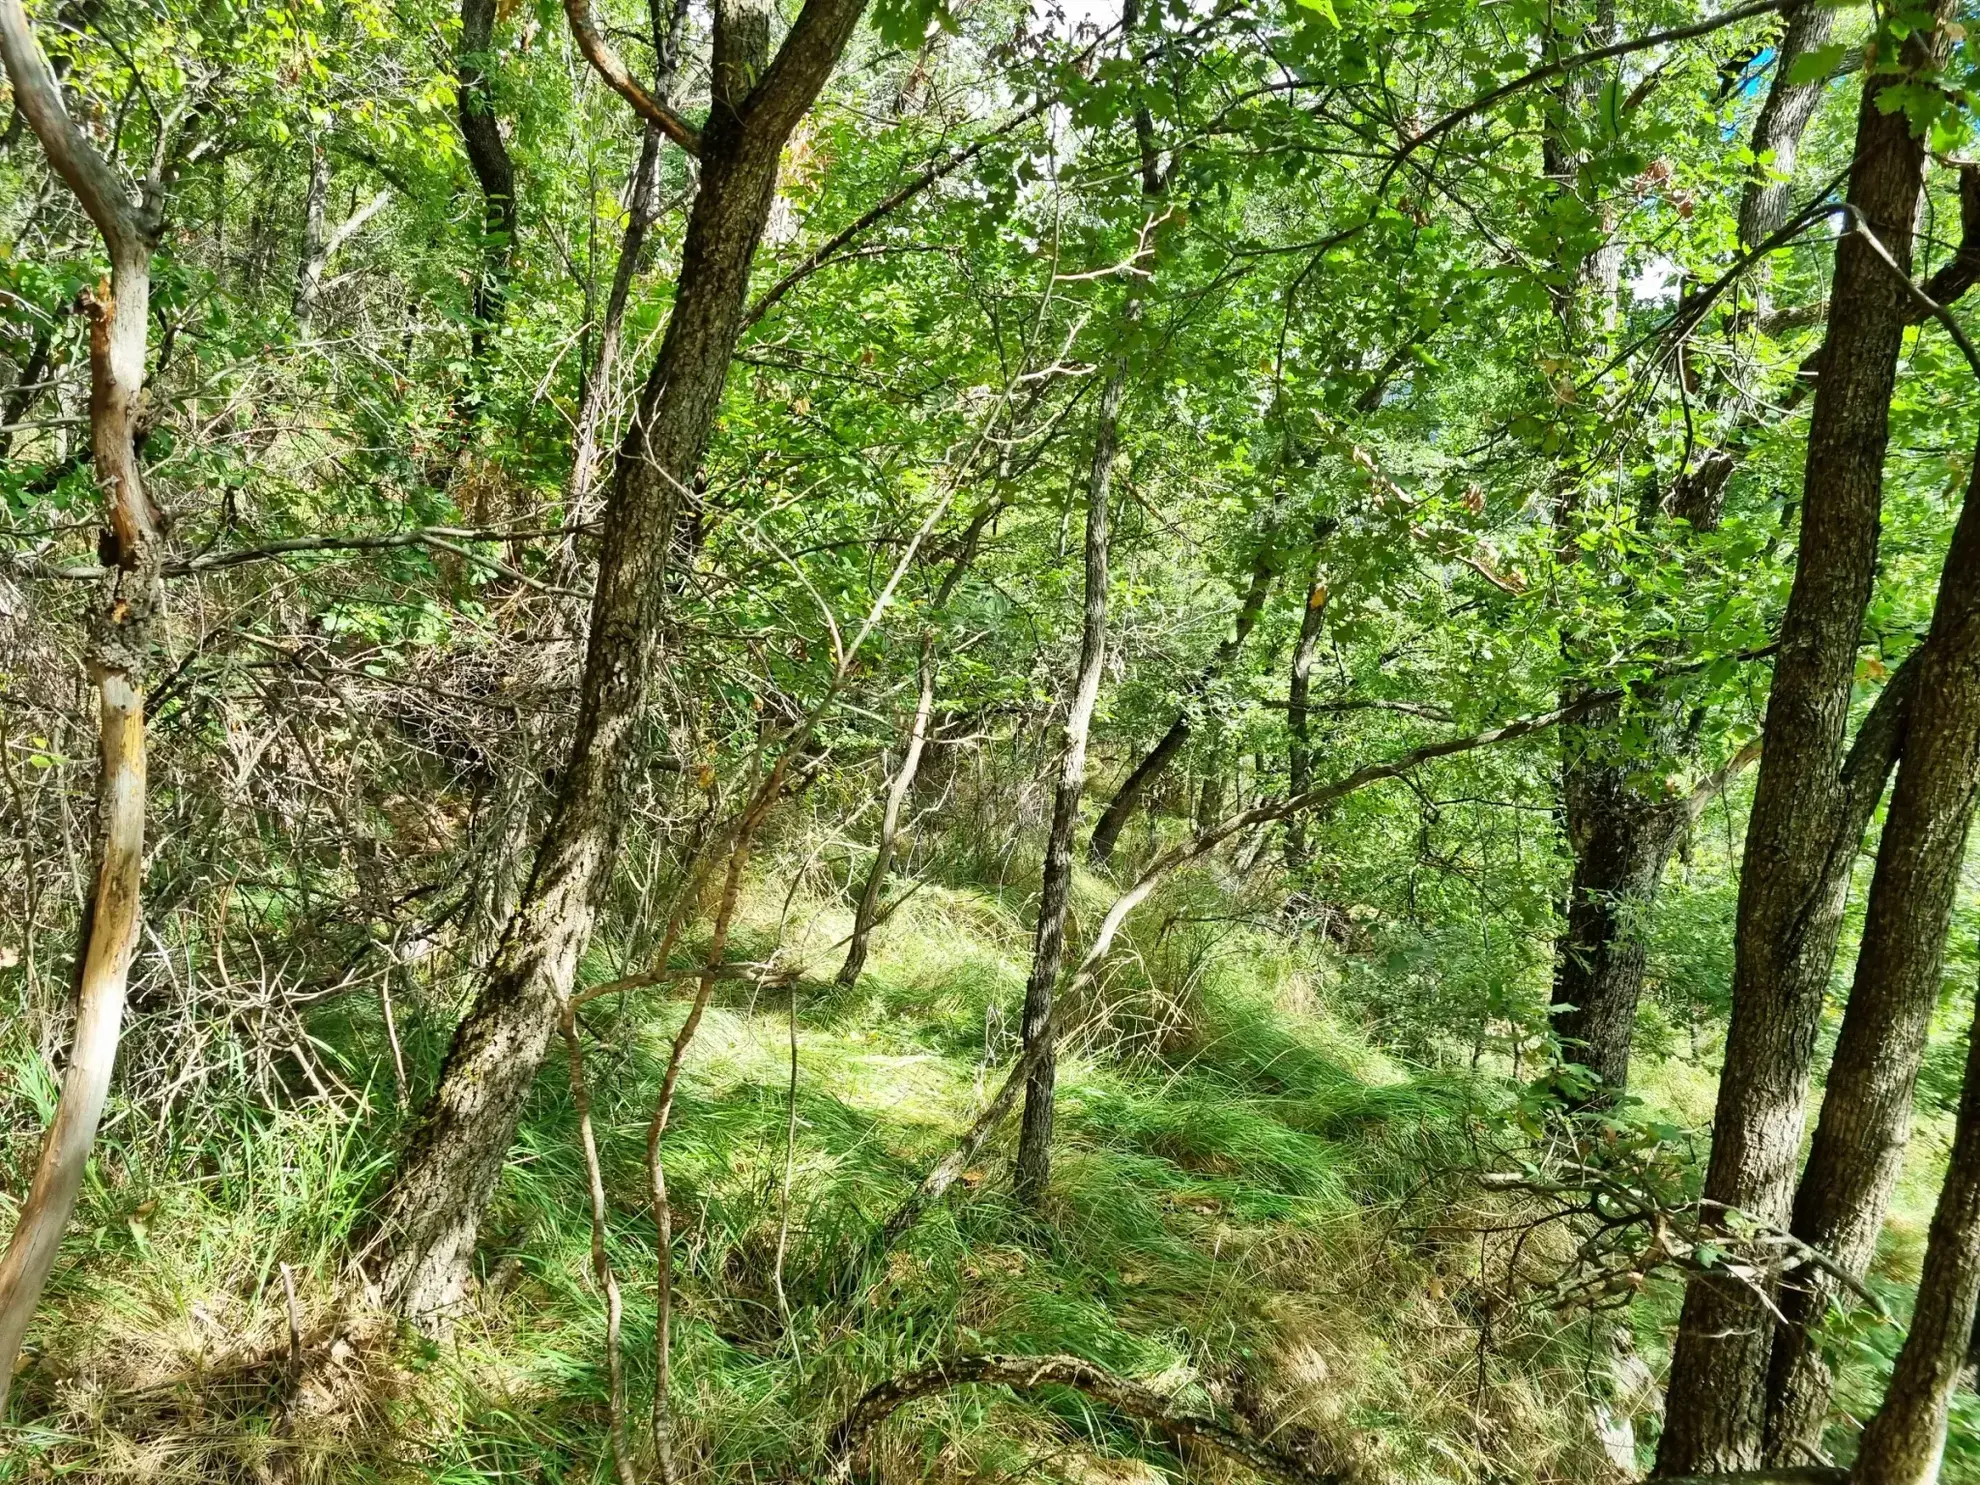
365,0 -> 877,1322
1657,7 -> 1958,1470
0,0 -> 171,1410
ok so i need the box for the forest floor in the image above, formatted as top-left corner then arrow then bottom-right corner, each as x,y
0,847 -> 1970,1483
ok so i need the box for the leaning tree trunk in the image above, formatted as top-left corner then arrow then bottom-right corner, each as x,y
837,500 -> 995,987
1765,439 -> 1980,1461
0,0 -> 166,1412
1848,980 -> 1980,1485
1011,355 -> 1123,1207
569,0 -> 690,511
1656,10 -> 1953,1472
1087,549 -> 1273,866
366,0 -> 874,1324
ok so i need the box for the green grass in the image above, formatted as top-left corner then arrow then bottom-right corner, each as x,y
0,862 -> 1725,1484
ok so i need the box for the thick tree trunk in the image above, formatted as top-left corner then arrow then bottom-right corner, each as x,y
1656,13 -> 1952,1471
1848,986 -> 1980,1484
1012,357 -> 1122,1207
1551,724 -> 1688,1092
1765,448 -> 1980,1462
1087,552 -> 1273,865
0,0 -> 164,1411
366,0 -> 872,1323
1282,561 -> 1329,871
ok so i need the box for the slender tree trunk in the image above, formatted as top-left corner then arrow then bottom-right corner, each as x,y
569,0 -> 690,511
366,0 -> 873,1323
1848,983 -> 1980,1485
835,502 -> 994,985
1012,356 -> 1122,1207
1088,551 -> 1273,865
293,139 -> 329,330
0,0 -> 164,1411
1282,559 -> 1329,871
0,310 -> 61,462
1765,448 -> 1980,1462
1656,13 -> 1953,1471
838,646 -> 936,986
457,0 -> 518,413
1548,0 -> 1834,1109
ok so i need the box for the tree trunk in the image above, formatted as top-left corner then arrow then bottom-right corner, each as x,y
1848,984 -> 1980,1485
293,139 -> 329,330
838,646 -> 936,987
1765,447 -> 1980,1462
1012,355 -> 1122,1207
457,0 -> 518,406
1738,1 -> 1837,268
1088,550 -> 1273,865
0,0 -> 164,1412
1282,560 -> 1329,871
1551,721 -> 1689,1093
837,501 -> 994,986
366,0 -> 873,1324
1656,12 -> 1952,1470
569,0 -> 690,511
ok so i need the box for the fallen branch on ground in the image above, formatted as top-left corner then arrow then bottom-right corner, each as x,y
826,1353 -> 1345,1485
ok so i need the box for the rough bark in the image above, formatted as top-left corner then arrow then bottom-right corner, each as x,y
0,0 -> 164,1412
1549,0 -> 1838,1109
1087,550 -> 1273,865
1848,986 -> 1980,1484
1765,446 -> 1980,1462
1737,1 -> 1838,252
1656,13 -> 1954,1470
1281,558 -> 1330,871
1551,716 -> 1691,1092
364,0 -> 873,1324
1011,354 -> 1121,1207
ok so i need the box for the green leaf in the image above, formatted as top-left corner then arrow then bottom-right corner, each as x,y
1785,42 -> 1845,86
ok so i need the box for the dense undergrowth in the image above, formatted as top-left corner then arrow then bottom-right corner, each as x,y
2,801 -> 1973,1484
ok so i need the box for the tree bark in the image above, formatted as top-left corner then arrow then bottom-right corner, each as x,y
1281,558 -> 1329,871
457,0 -> 519,405
1011,355 -> 1121,1207
1738,1 -> 1837,264
1656,12 -> 1954,1471
1087,550 -> 1273,865
1765,446 -> 1980,1462
837,502 -> 994,987
0,0 -> 165,1412
365,0 -> 873,1324
1848,984 -> 1980,1484
569,0 -> 691,511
